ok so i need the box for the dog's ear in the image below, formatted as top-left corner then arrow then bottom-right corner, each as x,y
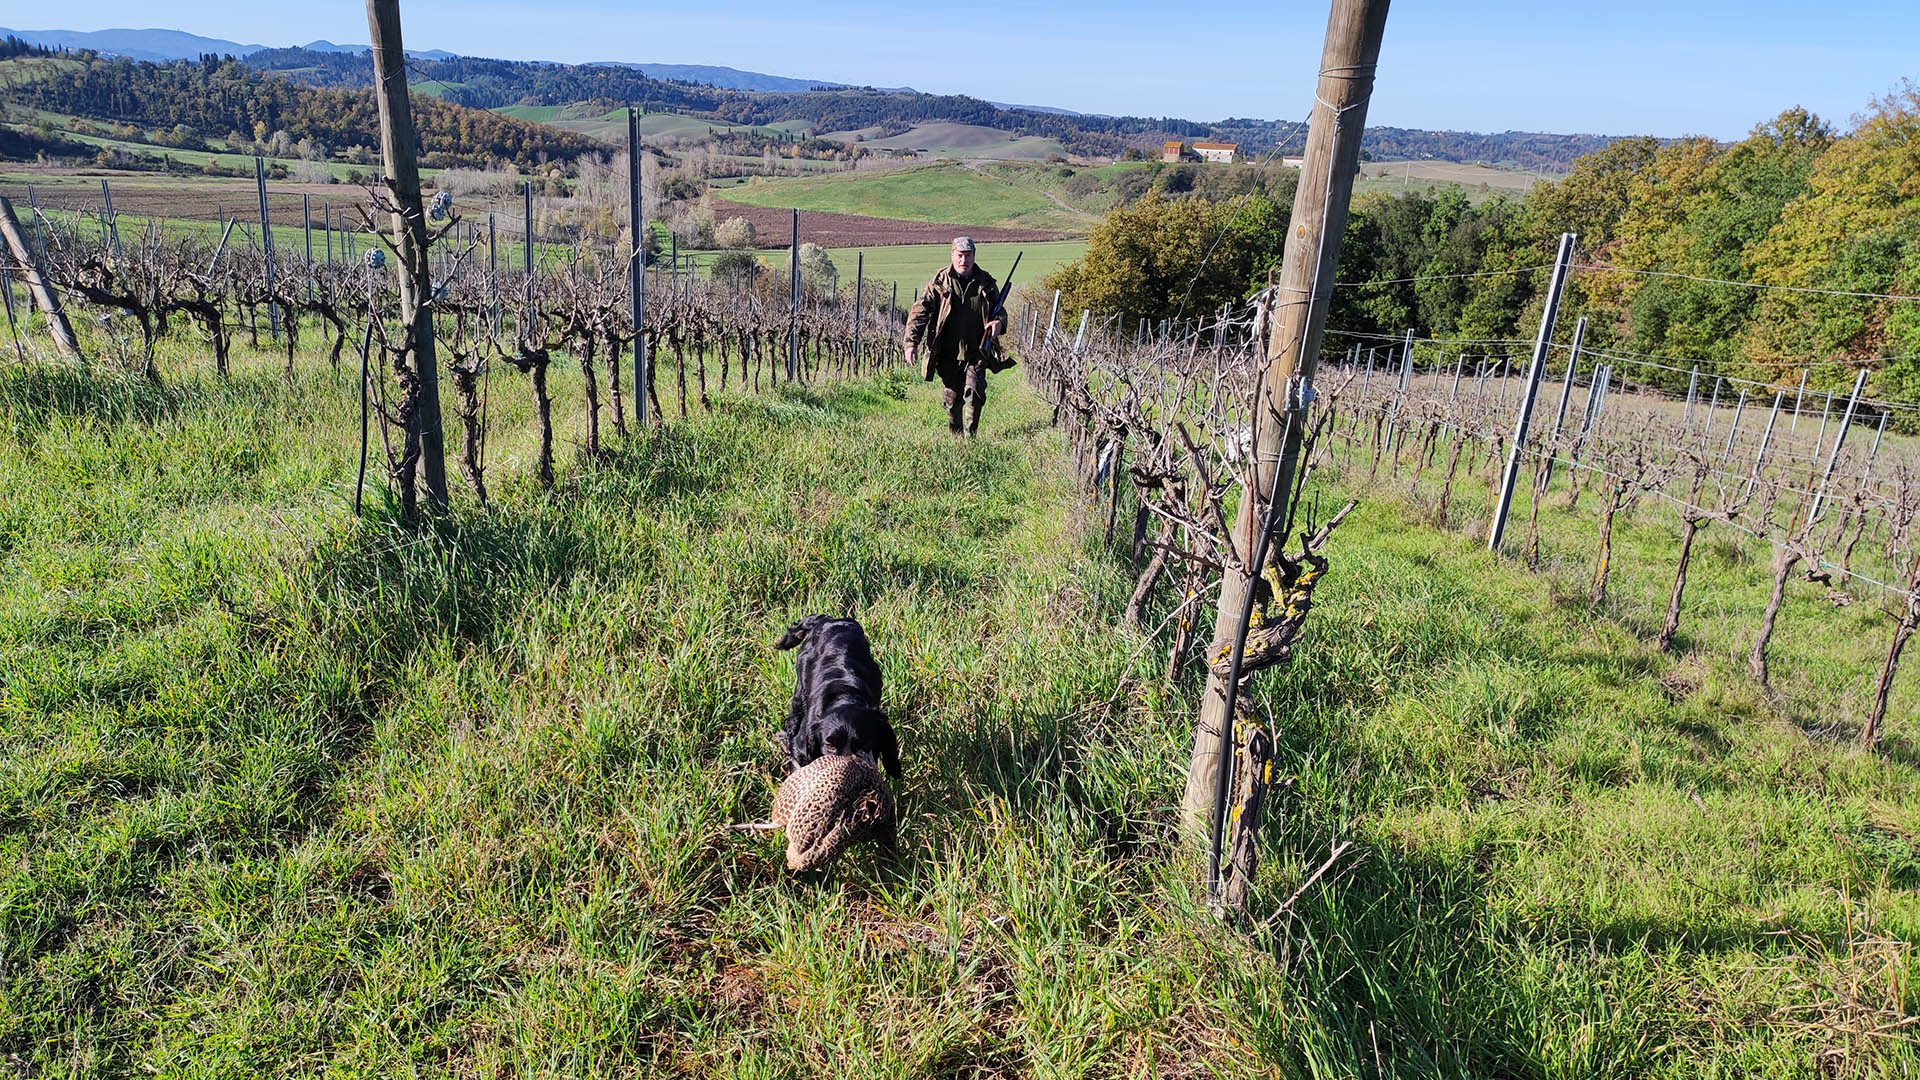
773,614 -> 825,651
878,721 -> 902,779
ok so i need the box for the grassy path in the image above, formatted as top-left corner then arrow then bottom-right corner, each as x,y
1,356 -> 1916,1076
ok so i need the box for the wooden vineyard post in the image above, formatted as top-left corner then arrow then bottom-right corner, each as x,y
788,210 -> 800,381
1181,0 -> 1391,898
303,193 -> 314,303
0,196 -> 82,361
1489,232 -> 1575,552
629,106 -> 649,428
365,0 -> 449,515
854,252 -> 864,374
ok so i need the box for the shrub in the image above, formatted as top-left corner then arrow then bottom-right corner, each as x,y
715,216 -> 757,250
708,248 -> 761,282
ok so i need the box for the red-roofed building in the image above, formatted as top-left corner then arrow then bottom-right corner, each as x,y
1192,141 -> 1238,164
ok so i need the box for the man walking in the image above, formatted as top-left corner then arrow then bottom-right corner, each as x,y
904,237 -> 1008,436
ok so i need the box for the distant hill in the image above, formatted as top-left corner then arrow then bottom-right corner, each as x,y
587,62 -> 833,93
0,52 -> 605,169
298,39 -> 460,61
0,27 -> 459,63
6,28 -> 1626,171
0,26 -> 265,61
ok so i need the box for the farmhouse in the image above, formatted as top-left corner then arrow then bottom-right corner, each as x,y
1192,141 -> 1238,163
1162,140 -> 1187,163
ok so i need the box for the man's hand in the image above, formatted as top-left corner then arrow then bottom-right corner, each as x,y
909,345 -> 932,381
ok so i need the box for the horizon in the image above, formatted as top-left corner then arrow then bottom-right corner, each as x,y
6,3 -> 1918,141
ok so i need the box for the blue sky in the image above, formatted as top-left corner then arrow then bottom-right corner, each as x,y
14,1 -> 1918,138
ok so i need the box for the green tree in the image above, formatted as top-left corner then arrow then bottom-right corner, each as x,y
798,242 -> 837,288
1041,193 -> 1285,323
708,249 -> 761,283
1613,112 -> 1830,380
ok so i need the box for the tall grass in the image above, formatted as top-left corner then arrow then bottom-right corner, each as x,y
0,340 -> 1914,1077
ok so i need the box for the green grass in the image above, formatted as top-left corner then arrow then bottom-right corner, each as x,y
0,324 -> 1916,1075
816,122 -> 1069,162
717,163 -> 1093,233
494,105 -> 815,147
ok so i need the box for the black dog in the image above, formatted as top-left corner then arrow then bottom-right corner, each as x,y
773,615 -> 901,779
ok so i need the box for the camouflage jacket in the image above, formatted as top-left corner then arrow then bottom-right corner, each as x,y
903,265 -> 1001,368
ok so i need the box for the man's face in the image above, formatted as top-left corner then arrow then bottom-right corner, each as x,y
951,247 -> 975,276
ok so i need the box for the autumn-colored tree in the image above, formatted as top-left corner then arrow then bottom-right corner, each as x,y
1744,85 -> 1920,403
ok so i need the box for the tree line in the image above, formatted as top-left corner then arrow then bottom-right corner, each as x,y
1046,91 -> 1920,410
3,53 -> 605,169
242,46 -> 1609,165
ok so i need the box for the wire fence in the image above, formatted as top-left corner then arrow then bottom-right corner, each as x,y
1010,284 -> 1920,759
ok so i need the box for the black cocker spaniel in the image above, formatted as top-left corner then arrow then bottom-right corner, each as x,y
773,615 -> 901,780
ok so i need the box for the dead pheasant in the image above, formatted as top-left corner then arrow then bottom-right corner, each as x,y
734,755 -> 897,872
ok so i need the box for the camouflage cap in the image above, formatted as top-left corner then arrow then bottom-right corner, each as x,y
951,236 -> 976,252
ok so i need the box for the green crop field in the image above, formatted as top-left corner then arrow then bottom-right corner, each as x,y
717,163 -> 1096,234
1,325 -> 1914,1074
496,104 -> 815,147
680,239 -> 1088,306
817,122 -> 1070,162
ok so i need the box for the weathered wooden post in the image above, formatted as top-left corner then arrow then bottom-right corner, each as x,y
303,193 -> 314,301
0,196 -> 81,361
1181,0 -> 1390,881
854,251 -> 864,373
788,209 -> 800,381
365,0 -> 449,514
628,106 -> 649,426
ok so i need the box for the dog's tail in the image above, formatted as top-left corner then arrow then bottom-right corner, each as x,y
774,614 -> 831,651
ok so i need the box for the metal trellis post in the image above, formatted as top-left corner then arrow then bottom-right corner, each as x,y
1489,231 -> 1576,552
